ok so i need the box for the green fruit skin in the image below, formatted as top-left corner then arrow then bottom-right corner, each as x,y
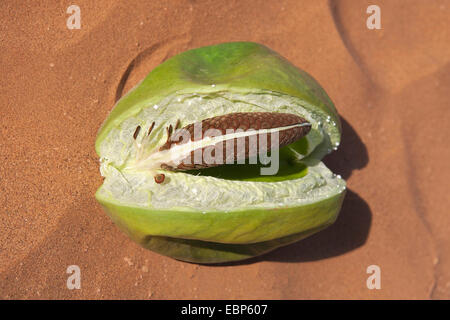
96,190 -> 345,263
95,42 -> 345,263
96,42 -> 340,152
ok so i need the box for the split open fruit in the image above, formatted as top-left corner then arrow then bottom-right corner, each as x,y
95,42 -> 346,263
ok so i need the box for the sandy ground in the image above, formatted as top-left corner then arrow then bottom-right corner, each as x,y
1,0 -> 449,299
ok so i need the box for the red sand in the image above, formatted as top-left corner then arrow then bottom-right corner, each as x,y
1,0 -> 449,299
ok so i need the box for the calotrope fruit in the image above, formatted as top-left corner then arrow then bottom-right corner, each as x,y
95,42 -> 346,263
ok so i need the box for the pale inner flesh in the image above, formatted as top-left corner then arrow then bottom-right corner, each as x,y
97,91 -> 345,211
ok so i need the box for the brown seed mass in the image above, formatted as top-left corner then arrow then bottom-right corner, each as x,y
159,112 -> 311,170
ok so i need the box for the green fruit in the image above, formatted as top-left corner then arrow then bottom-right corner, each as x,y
95,42 -> 346,263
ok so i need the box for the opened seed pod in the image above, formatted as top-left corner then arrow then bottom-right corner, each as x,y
95,42 -> 346,263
